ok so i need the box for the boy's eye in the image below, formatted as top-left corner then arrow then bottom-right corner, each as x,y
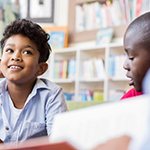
24,50 -> 32,55
129,57 -> 134,60
6,49 -> 13,53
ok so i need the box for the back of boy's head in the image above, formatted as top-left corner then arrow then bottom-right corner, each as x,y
0,18 -> 51,63
126,12 -> 150,50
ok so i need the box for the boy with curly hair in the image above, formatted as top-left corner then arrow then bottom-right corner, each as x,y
0,19 -> 68,143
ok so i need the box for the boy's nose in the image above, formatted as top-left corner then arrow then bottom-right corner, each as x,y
123,58 -> 129,70
11,57 -> 21,61
11,53 -> 22,62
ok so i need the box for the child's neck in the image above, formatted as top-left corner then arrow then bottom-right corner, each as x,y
7,81 -> 36,109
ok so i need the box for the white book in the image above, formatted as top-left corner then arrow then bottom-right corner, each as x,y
110,0 -> 122,26
75,5 -> 84,32
50,95 -> 150,150
93,2 -> 101,29
86,3 -> 94,30
100,5 -> 107,28
94,58 -> 105,79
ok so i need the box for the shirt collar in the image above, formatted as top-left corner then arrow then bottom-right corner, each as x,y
26,78 -> 51,101
0,78 -> 50,98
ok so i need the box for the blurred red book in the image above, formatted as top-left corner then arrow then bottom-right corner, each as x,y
0,136 -> 77,150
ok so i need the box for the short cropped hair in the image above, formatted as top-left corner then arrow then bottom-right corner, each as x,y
0,19 -> 51,63
126,12 -> 150,50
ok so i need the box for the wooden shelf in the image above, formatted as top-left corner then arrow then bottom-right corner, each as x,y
75,0 -> 106,5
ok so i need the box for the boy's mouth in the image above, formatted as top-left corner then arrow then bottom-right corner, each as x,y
9,66 -> 22,69
129,79 -> 134,86
126,74 -> 134,86
8,65 -> 23,70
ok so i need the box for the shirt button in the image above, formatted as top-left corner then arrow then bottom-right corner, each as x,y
5,127 -> 9,130
8,135 -> 11,139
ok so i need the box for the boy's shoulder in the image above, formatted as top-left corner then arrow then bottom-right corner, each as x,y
36,78 -> 62,91
0,78 -> 7,93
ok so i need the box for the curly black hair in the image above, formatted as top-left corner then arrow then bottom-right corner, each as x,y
0,18 -> 51,63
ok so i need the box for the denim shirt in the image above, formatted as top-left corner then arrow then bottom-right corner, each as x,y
0,78 -> 68,143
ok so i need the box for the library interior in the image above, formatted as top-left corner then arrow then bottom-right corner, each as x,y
0,0 -> 150,150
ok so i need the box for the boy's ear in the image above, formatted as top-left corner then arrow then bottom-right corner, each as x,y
36,62 -> 48,76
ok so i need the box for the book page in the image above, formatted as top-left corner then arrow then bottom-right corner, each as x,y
50,95 -> 150,150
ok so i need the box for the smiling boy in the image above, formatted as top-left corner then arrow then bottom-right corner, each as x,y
0,19 -> 68,143
120,12 -> 150,100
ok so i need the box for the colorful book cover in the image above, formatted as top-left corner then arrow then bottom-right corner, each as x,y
53,60 -> 60,79
67,58 -> 76,79
96,27 -> 114,45
49,31 -> 65,49
62,60 -> 68,79
93,90 -> 103,101
135,0 -> 142,17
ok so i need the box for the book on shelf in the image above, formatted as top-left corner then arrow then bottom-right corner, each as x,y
108,54 -> 126,79
62,60 -> 68,79
108,54 -> 115,78
75,4 -> 84,32
59,60 -> 63,78
79,89 -> 103,101
85,89 -> 93,101
135,0 -> 142,18
94,2 -> 102,29
64,92 -> 74,101
74,0 -> 148,32
67,58 -> 76,79
94,58 -> 105,79
53,59 -> 75,79
80,90 -> 89,101
49,31 -> 65,49
53,60 -> 60,79
141,0 -> 150,15
109,89 -> 126,101
96,27 -> 114,45
82,58 -> 94,78
81,57 -> 105,79
109,0 -> 122,26
42,26 -> 68,48
124,0 -> 131,22
93,90 -> 103,101
103,3 -> 112,27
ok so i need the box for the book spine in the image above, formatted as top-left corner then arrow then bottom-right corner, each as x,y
68,58 -> 76,79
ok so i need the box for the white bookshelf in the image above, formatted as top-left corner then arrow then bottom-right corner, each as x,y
41,0 -> 147,102
43,42 -> 131,102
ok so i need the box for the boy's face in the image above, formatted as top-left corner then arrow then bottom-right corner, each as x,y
0,34 -> 41,84
123,30 -> 150,92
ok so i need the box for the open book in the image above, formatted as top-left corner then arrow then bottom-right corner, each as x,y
0,95 -> 150,150
50,95 -> 150,150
